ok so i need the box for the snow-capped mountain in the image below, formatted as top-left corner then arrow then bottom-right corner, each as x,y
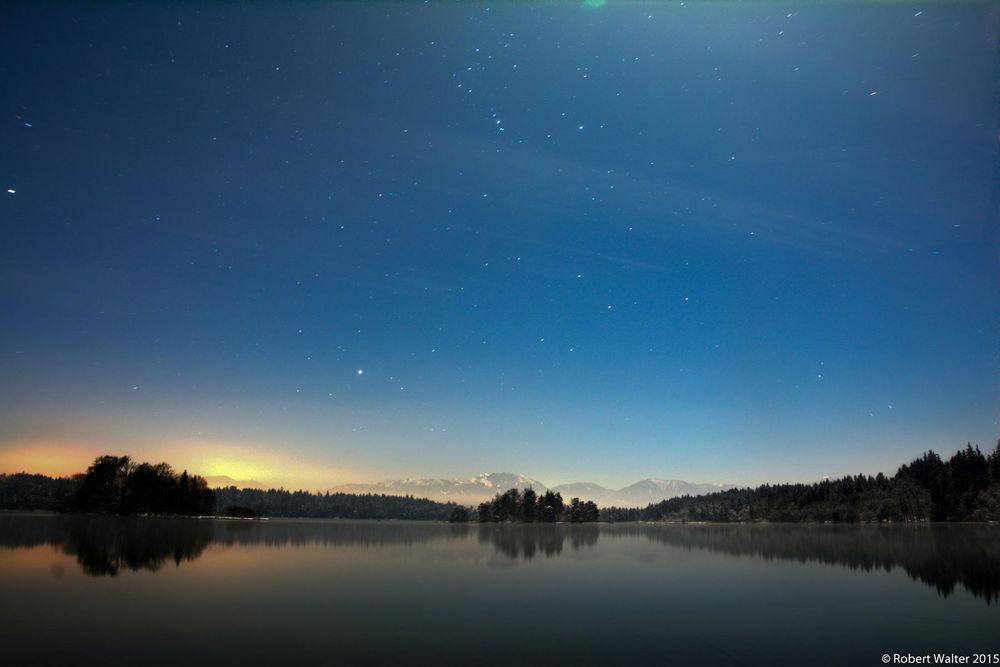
611,479 -> 736,508
328,473 -> 735,508
549,482 -> 609,497
550,479 -> 735,508
328,473 -> 548,506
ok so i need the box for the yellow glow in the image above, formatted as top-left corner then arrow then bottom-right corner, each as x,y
162,439 -> 351,491
0,436 -> 355,492
195,456 -> 273,482
0,440 -> 102,478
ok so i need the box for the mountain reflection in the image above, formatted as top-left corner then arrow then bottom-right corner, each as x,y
1,514 -> 997,602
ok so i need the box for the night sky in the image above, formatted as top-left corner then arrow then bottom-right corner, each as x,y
1,1 -> 997,490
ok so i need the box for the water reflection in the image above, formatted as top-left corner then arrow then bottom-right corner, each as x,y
1,514 -> 997,603
619,524 -> 1000,604
478,523 -> 599,559
0,514 -> 472,575
0,514 -> 215,576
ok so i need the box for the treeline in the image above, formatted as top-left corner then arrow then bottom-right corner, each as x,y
462,488 -> 600,523
601,442 -> 1000,523
76,455 -> 215,515
3,442 -> 998,523
213,486 -> 457,520
0,455 -> 215,516
0,472 -> 75,512
0,454 -> 459,520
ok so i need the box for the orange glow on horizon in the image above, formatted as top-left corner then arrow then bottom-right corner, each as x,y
0,440 -> 99,478
0,437 -> 355,492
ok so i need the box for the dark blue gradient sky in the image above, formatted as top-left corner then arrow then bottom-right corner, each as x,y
1,1 -> 997,489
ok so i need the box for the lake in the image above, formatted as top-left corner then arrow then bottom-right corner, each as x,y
0,514 -> 997,666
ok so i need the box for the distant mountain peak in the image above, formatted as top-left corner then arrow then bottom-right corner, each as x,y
327,472 -> 734,508
203,475 -> 268,490
327,472 -> 547,506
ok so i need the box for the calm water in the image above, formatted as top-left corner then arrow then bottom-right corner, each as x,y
0,515 -> 997,666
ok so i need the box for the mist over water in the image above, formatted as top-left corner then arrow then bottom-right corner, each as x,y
0,515 -> 997,665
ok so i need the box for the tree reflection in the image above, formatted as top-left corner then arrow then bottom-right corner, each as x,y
64,516 -> 215,576
1,514 -> 997,603
478,524 -> 599,559
607,523 -> 1000,604
0,514 -> 215,576
0,514 -> 475,575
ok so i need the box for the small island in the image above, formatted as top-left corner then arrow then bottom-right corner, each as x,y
448,488 -> 599,523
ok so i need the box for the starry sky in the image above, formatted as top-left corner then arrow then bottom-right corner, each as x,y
1,1 -> 997,491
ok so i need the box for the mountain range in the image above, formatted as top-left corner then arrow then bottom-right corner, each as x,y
203,475 -> 268,490
326,473 -> 736,508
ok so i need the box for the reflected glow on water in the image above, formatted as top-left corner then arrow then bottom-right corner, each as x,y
0,515 -> 997,666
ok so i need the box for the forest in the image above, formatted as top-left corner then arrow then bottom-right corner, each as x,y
1,442 -> 998,522
0,454 -> 459,520
600,442 -> 1000,523
0,455 -> 215,516
212,486 -> 458,520
459,488 -> 600,523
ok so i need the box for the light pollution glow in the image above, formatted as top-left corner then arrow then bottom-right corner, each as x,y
1,2 -> 996,492
0,438 -> 353,492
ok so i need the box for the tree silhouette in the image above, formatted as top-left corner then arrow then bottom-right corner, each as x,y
474,488 -> 588,522
3,442 -> 1000,523
601,442 -> 1000,524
